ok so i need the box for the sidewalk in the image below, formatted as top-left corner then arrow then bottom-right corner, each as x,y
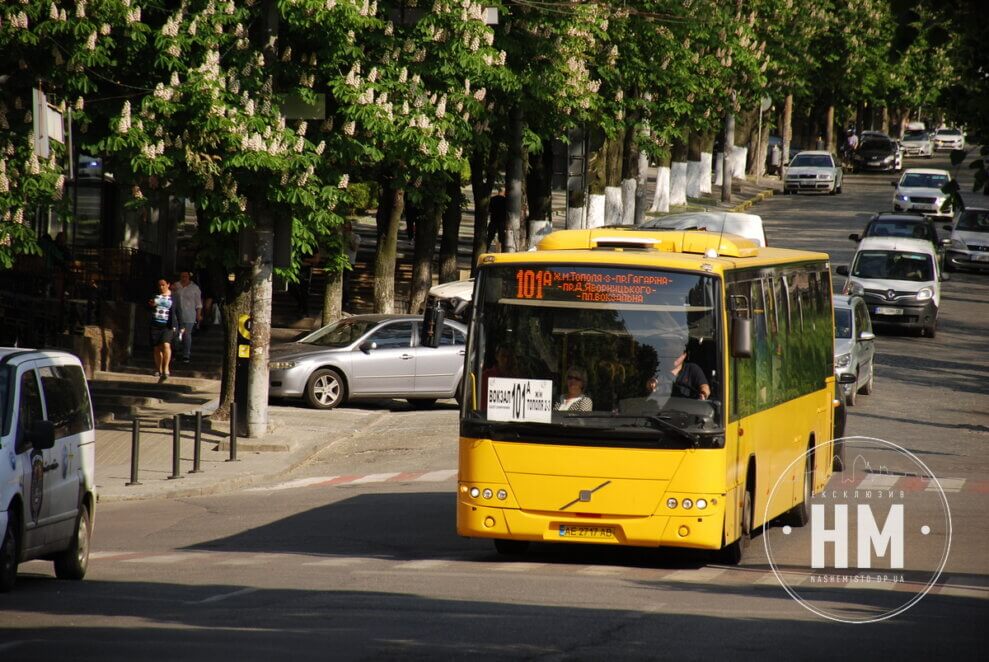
94,175 -> 779,503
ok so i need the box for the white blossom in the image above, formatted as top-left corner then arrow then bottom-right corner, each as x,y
338,174 -> 349,189
101,23 -> 111,36
13,208 -> 24,224
132,185 -> 143,200
118,101 -> 131,133
315,141 -> 325,155
76,1 -> 86,19
437,139 -> 448,156
85,31 -> 97,50
49,3 -> 58,20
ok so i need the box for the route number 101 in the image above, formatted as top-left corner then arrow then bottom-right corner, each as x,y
515,269 -> 553,299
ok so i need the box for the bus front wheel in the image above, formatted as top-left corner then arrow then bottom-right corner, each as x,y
722,489 -> 752,565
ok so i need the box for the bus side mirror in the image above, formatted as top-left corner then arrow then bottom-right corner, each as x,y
835,265 -> 849,277
731,317 -> 752,358
421,301 -> 445,348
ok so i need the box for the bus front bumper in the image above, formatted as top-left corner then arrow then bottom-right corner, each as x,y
457,499 -> 726,551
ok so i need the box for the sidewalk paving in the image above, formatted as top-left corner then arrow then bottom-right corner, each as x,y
94,175 -> 779,503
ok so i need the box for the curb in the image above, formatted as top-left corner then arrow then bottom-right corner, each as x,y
730,188 -> 775,213
96,409 -> 391,503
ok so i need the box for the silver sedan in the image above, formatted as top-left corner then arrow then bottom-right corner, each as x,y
268,314 -> 467,409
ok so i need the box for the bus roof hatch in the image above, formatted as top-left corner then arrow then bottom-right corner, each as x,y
537,229 -> 760,258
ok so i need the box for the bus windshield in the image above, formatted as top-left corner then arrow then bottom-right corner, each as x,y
463,265 -> 723,448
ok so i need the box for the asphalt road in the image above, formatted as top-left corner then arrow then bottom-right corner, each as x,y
3,151 -> 988,660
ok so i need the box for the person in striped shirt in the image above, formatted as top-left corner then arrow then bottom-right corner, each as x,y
148,278 -> 178,382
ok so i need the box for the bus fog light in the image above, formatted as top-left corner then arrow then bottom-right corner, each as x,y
482,488 -> 493,499
696,499 -> 707,510
682,498 -> 693,510
484,517 -> 496,528
667,498 -> 678,509
677,526 -> 690,537
497,489 -> 508,500
469,487 -> 480,498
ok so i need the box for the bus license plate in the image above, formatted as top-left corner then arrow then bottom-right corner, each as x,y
875,306 -> 902,315
559,525 -> 615,539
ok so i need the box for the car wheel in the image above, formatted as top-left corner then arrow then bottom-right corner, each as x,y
53,503 -> 91,581
845,379 -> 857,407
722,486 -> 752,565
494,539 -> 530,556
0,509 -> 19,593
923,316 -> 937,339
859,365 -> 874,395
305,368 -> 345,409
407,398 -> 437,409
836,183 -> 843,194
944,260 -> 956,273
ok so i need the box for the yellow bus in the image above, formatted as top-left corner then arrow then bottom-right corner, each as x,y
455,228 -> 836,563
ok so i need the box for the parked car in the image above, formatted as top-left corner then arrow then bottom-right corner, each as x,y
849,213 -> 945,261
851,135 -> 900,173
783,151 -> 843,195
891,169 -> 953,217
900,132 -> 934,158
267,314 -> 467,409
943,207 -> 989,272
833,294 -> 876,406
932,127 -> 965,151
638,211 -> 768,246
1,348 -> 97,592
836,236 -> 946,337
423,279 -> 474,323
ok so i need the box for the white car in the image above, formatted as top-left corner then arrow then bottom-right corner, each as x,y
783,151 -> 843,195
900,132 -> 934,158
1,349 -> 97,592
891,168 -> 953,217
833,294 -> 876,406
836,236 -> 946,338
943,207 -> 989,272
638,211 -> 768,246
932,128 -> 964,151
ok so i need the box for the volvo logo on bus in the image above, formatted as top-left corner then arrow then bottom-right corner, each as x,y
559,481 -> 611,511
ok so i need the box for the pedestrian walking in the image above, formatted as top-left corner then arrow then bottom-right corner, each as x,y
172,271 -> 203,363
148,277 -> 178,382
486,189 -> 507,251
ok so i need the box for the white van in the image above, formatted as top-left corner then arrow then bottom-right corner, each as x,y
1,348 -> 96,591
836,237 -> 946,338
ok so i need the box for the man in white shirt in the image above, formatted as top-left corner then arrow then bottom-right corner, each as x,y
172,271 -> 203,363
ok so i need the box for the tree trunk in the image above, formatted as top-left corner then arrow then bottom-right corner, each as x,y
782,94 -> 793,170
247,218 -> 273,438
505,104 -> 524,252
620,125 -> 638,225
566,127 -> 586,230
825,103 -> 835,153
650,151 -> 672,213
439,177 -> 462,283
409,200 -> 441,314
374,185 -> 404,313
469,147 -> 495,274
722,113 -> 735,203
634,148 -> 649,225
670,133 -> 688,207
321,267 -> 342,326
686,132 -> 703,198
213,278 -> 250,426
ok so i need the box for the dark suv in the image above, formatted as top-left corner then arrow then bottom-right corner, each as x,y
851,136 -> 899,173
849,213 -> 945,259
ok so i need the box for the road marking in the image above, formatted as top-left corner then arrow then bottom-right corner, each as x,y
757,571 -> 811,587
90,551 -> 138,560
392,559 -> 449,570
928,477 -> 965,493
302,557 -> 367,567
191,587 -> 259,604
246,476 -> 340,492
577,565 -> 626,576
414,469 -> 458,482
349,472 -> 401,484
663,567 -> 728,583
856,474 -> 901,490
215,555 -> 268,566
490,562 -> 546,572
122,553 -> 192,564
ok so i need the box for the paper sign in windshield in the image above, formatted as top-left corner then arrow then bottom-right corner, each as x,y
487,378 -> 553,424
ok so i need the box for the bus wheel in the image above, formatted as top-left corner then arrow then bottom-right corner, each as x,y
786,452 -> 814,527
722,489 -> 752,565
494,539 -> 530,556
833,438 -> 845,472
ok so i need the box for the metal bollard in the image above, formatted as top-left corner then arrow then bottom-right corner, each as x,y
227,402 -> 239,462
168,414 -> 183,480
190,411 -> 203,473
126,419 -> 142,486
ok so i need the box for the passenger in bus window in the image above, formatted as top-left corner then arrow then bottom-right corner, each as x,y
556,367 -> 593,412
481,344 -> 518,407
650,337 -> 711,400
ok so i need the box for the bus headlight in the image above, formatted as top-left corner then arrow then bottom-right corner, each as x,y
497,489 -> 508,500
667,498 -> 678,509
469,487 -> 480,498
696,499 -> 708,510
482,488 -> 493,499
682,498 -> 694,510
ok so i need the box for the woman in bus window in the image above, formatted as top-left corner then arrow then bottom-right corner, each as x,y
556,366 -> 593,411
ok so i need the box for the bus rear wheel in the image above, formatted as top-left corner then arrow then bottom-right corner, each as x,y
493,539 -> 530,556
786,452 -> 814,527
722,488 -> 752,565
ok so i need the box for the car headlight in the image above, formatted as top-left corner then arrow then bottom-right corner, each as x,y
269,361 -> 297,370
844,280 -> 864,296
835,352 -> 851,369
818,173 -> 833,180
883,156 -> 894,163
916,287 -> 934,301
895,193 -> 909,202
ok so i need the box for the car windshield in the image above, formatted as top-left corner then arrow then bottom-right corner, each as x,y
298,318 -> 379,347
790,155 -> 833,168
956,210 -> 989,232
866,220 -> 930,240
834,308 -> 853,339
463,265 -> 723,448
903,134 -> 929,142
852,251 -> 934,282
860,140 -> 892,151
900,173 -> 947,188
937,129 -> 960,136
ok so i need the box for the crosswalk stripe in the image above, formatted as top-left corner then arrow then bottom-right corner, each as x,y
392,559 -> 449,570
123,553 -> 192,564
349,472 -> 401,484
577,565 -> 626,576
246,476 -> 339,492
856,474 -> 901,490
927,477 -> 965,492
491,562 -> 546,572
663,567 -> 728,583
302,557 -> 367,567
90,551 -> 134,560
415,469 -> 458,482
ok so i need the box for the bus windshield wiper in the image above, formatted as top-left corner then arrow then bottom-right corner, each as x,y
564,413 -> 700,446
